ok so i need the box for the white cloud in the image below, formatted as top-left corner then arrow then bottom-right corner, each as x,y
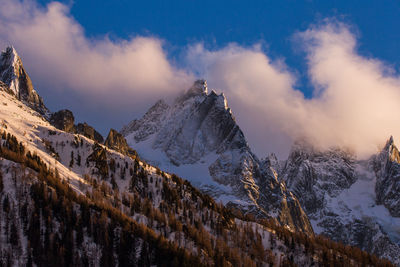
298,23 -> 400,157
186,23 -> 400,158
0,0 -> 193,112
1,1 -> 399,158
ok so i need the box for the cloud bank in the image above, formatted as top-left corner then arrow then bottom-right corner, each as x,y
186,24 -> 400,158
0,0 -> 193,111
1,0 -> 400,158
299,24 -> 400,157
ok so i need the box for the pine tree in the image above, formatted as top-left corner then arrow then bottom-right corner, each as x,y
111,176 -> 118,190
138,242 -> 151,266
0,170 -> 3,192
69,151 -> 74,167
120,167 -> 125,180
77,153 -> 81,166
3,195 -> 10,213
109,158 -> 116,173
10,218 -> 19,247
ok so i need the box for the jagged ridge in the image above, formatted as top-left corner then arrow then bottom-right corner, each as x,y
280,139 -> 400,265
122,80 -> 313,235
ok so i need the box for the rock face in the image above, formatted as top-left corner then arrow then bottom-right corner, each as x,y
281,142 -> 357,214
122,80 -> 313,234
76,122 -> 104,143
50,109 -> 75,132
280,139 -> 400,265
49,109 -> 103,143
120,99 -> 169,140
373,136 -> 400,217
105,129 -> 136,156
0,46 -> 48,115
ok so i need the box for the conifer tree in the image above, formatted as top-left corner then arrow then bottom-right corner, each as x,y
77,153 -> 81,166
69,151 -> 74,167
0,171 -> 3,192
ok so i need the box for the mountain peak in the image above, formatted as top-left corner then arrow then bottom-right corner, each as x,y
1,46 -> 21,95
190,79 -> 208,95
381,135 -> 400,164
122,79 -> 313,235
384,135 -> 395,151
0,46 -> 49,115
2,46 -> 18,58
2,46 -> 19,63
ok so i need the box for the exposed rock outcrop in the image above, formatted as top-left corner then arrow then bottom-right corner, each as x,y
0,80 -> 12,95
49,109 -> 103,143
281,142 -> 357,214
105,129 -> 136,156
50,109 -> 75,133
76,122 -> 104,143
373,136 -> 400,217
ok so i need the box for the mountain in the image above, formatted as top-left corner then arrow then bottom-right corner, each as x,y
121,80 -> 313,235
122,80 -> 400,265
0,46 -> 49,115
0,69 -> 392,267
280,140 -> 400,265
0,47 -> 396,266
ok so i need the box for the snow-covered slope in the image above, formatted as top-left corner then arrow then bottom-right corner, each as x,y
0,46 -> 48,115
0,89 -> 87,192
281,140 -> 400,265
122,80 -> 313,234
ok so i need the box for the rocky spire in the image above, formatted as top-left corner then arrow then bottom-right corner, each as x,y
374,136 -> 400,217
0,46 -> 49,115
384,135 -> 395,151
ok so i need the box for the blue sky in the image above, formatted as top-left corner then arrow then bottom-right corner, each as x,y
2,0 -> 400,157
37,0 -> 400,97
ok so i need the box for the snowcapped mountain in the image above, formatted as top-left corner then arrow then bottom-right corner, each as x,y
122,79 -> 400,264
0,46 -> 397,265
0,46 -> 48,115
280,140 -> 400,265
0,53 -> 387,267
122,80 -> 313,234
